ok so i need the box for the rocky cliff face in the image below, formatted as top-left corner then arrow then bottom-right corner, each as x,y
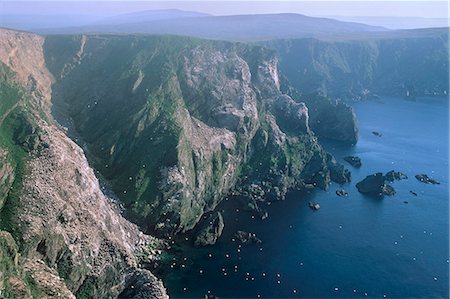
265,32 -> 449,99
0,29 -> 353,297
0,29 -> 167,299
43,34 -> 349,239
263,32 -> 448,143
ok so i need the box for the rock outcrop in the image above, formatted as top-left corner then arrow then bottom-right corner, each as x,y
336,189 -> 348,197
44,34 -> 350,238
356,173 -> 396,197
326,153 -> 352,184
344,156 -> 362,168
0,28 -> 357,297
194,212 -> 225,246
305,97 -> 358,144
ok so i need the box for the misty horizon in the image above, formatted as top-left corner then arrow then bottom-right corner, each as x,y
0,1 -> 448,31
1,1 -> 448,18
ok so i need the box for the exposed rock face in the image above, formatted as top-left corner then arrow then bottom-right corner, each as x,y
44,34 -> 349,238
19,123 -> 165,298
326,153 -> 352,184
305,97 -> 358,144
194,212 -> 225,246
279,80 -> 358,145
118,269 -> 169,299
0,150 -> 14,209
356,172 -> 396,196
0,28 -> 53,113
266,34 -> 449,100
0,29 -> 167,299
267,94 -> 310,133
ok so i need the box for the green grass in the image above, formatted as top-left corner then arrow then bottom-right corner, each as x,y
0,64 -> 40,246
0,110 -> 29,243
0,64 -> 23,119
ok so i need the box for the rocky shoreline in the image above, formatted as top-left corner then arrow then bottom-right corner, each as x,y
0,28 -> 359,298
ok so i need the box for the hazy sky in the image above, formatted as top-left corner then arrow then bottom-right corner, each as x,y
0,1 -> 448,18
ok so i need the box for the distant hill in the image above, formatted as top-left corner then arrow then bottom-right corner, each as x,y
91,9 -> 210,25
324,16 -> 448,30
0,9 -> 209,32
40,13 -> 387,41
0,14 -> 102,31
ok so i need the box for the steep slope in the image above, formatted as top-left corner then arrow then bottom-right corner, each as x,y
44,34 -> 349,238
0,29 -> 167,299
265,28 -> 449,99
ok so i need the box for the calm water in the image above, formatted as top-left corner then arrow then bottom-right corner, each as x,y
162,97 -> 449,298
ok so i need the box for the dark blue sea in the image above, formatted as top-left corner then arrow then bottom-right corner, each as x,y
162,97 -> 449,298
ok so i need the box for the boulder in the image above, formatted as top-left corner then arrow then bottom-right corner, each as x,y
415,174 -> 440,185
356,173 -> 396,196
234,230 -> 262,245
336,189 -> 348,197
308,201 -> 321,210
193,212 -> 224,246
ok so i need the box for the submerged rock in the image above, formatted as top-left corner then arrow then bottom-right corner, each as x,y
356,173 -> 396,196
385,170 -> 408,182
415,174 -> 440,185
343,156 -> 362,168
234,231 -> 262,245
372,131 -> 382,137
194,212 -> 224,246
